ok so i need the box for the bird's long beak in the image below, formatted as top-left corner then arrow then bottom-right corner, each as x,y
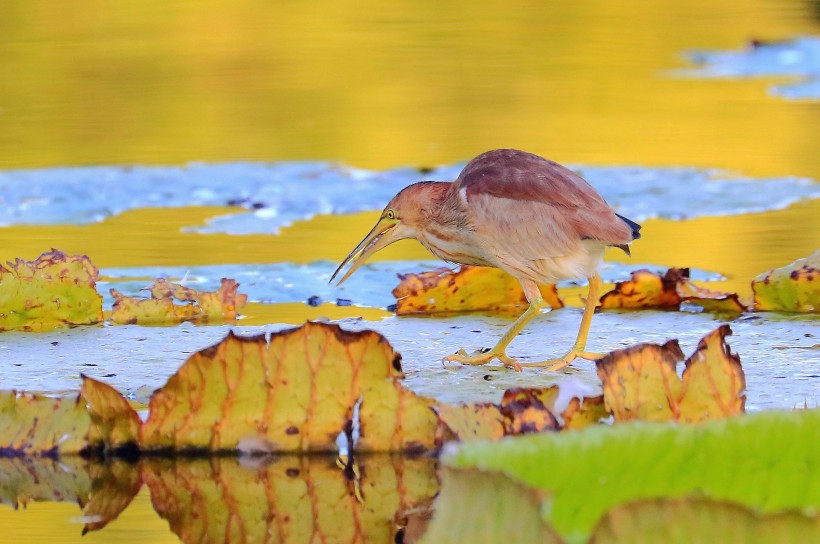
330,217 -> 400,285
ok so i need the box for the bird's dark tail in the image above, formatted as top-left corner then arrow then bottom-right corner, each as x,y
616,213 -> 642,240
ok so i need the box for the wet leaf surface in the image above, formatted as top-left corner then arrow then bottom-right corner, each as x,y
140,322 -> 438,453
393,265 -> 563,314
752,250 -> 819,313
445,409 -> 820,540
111,277 -> 247,325
597,325 -> 745,423
0,250 -> 103,331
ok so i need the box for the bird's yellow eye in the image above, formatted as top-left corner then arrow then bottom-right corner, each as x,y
384,209 -> 397,220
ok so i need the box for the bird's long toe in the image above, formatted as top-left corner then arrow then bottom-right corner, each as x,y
518,348 -> 604,371
443,349 -> 522,372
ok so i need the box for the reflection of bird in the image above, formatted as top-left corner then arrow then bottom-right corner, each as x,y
331,149 -> 641,371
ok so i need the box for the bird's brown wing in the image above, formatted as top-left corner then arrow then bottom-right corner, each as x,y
456,149 -> 633,259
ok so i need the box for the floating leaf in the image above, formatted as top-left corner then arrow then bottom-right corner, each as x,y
0,249 -> 103,331
110,277 -> 247,325
599,267 -> 745,312
499,387 -> 561,435
81,375 -> 140,452
140,322 -> 438,453
0,391 -> 90,456
561,395 -> 608,430
752,250 -> 820,312
142,455 -> 438,544
590,497 -> 820,543
434,403 -> 508,442
596,325 -> 745,423
392,265 -> 562,315
420,467 -> 562,544
445,409 -> 820,540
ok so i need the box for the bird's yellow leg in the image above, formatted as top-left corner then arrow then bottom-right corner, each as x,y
444,279 -> 547,371
519,273 -> 604,370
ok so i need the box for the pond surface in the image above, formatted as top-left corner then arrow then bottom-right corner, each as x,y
1,0 -> 819,542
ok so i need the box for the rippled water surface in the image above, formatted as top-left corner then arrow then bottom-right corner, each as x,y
1,0 -> 818,542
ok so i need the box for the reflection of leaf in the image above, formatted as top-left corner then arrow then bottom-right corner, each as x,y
110,277 -> 248,325
599,268 -> 745,312
140,322 -> 438,453
392,265 -> 562,315
81,375 -> 140,452
752,250 -> 819,312
420,467 -> 562,544
142,455 -> 438,544
445,409 -> 820,540
591,498 -> 820,543
0,249 -> 103,331
597,325 -> 745,423
0,456 -> 90,508
82,460 -> 143,534
0,391 -> 90,456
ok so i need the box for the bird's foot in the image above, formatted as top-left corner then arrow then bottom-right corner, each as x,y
518,349 -> 603,371
443,348 -> 523,372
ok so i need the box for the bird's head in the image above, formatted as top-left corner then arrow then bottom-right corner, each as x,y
329,182 -> 442,285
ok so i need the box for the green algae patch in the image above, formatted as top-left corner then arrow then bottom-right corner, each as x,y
442,409 -> 820,542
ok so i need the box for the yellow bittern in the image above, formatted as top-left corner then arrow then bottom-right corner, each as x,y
330,149 -> 641,371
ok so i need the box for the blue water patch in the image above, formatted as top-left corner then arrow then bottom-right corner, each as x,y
1,161 -> 816,232
99,260 -> 723,310
679,36 -> 820,99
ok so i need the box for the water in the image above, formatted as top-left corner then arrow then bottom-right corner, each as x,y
1,1 -> 819,542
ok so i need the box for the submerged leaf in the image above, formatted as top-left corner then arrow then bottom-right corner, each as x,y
596,326 -> 745,423
110,277 -> 248,325
752,250 -> 820,312
0,391 -> 90,456
0,249 -> 103,331
140,322 -> 438,453
590,497 -> 820,544
392,265 -> 562,315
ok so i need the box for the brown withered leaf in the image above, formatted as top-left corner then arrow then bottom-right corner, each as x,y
599,267 -> 745,312
110,277 -> 247,325
393,265 -> 562,315
80,375 -> 141,452
499,387 -> 561,434
142,455 -> 438,544
752,250 -> 819,313
0,391 -> 91,456
0,249 -> 103,331
140,322 -> 438,453
561,395 -> 608,430
596,325 -> 745,423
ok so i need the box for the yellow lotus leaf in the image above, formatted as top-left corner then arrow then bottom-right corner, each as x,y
139,322 -> 439,453
596,340 -> 686,422
0,391 -> 90,456
676,280 -> 748,313
141,455 -> 438,544
499,387 -> 561,435
433,403 -> 508,442
0,249 -> 103,331
752,250 -> 820,312
561,395 -> 608,430
392,265 -> 562,315
599,268 -> 686,309
110,277 -> 248,325
80,375 -> 141,451
678,325 -> 746,422
596,325 -> 746,423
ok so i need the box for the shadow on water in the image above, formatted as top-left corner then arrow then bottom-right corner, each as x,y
0,454 -> 438,543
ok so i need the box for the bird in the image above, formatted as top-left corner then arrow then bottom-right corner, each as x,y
330,149 -> 641,371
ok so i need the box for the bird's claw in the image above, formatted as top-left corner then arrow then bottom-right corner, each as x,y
443,349 -> 523,372
518,349 -> 604,371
